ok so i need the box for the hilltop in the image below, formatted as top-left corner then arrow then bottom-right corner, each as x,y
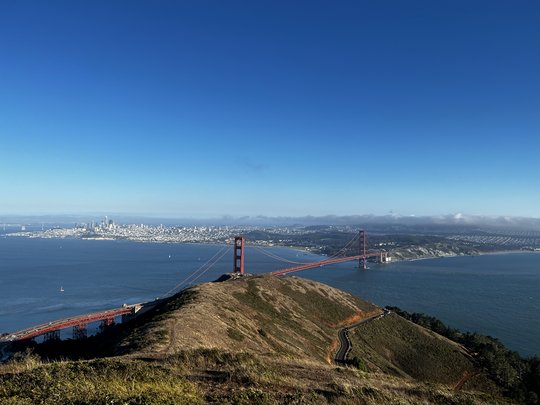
118,274 -> 382,362
0,275 -> 513,404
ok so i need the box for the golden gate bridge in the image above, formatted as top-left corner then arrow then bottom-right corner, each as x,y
1,231 -> 388,343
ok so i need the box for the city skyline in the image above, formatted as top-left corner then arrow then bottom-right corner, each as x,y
1,1 -> 539,218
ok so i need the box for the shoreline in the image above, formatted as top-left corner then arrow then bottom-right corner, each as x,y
402,248 -> 540,263
4,233 -> 539,264
0,235 -> 538,358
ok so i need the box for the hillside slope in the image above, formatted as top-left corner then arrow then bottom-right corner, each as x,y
120,275 -> 382,363
0,275 -> 511,404
348,313 -> 497,391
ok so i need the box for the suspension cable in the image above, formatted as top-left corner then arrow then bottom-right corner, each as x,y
250,231 -> 360,267
325,232 -> 360,259
183,246 -> 231,287
161,245 -> 229,297
160,231 -> 362,298
252,246 -> 313,265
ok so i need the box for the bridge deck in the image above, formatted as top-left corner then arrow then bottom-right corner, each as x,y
0,305 -> 141,342
270,252 -> 384,276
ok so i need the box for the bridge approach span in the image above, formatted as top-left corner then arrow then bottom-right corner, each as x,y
0,304 -> 142,342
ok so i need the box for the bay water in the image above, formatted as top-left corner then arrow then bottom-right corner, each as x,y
0,236 -> 538,357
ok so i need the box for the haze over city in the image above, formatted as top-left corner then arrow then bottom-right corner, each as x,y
1,1 -> 539,218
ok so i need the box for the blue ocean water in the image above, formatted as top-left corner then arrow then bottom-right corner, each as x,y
0,236 -> 538,357
0,237 -> 300,334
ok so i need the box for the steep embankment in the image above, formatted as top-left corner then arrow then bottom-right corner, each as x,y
120,275 -> 382,363
347,313 -> 497,392
0,275 -> 511,404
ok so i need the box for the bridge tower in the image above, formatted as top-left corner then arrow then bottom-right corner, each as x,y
73,323 -> 88,340
358,230 -> 367,270
233,236 -> 245,274
44,330 -> 60,341
99,317 -> 115,331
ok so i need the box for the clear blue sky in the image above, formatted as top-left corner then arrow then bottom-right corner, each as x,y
1,1 -> 539,218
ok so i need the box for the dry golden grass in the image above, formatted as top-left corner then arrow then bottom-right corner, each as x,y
0,276 -> 513,404
121,275 -> 380,364
347,313 -> 499,394
0,355 -> 203,404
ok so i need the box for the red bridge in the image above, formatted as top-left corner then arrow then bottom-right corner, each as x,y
272,231 -> 388,275
0,304 -> 142,342
270,252 -> 388,276
2,230 -> 388,343
232,230 -> 389,276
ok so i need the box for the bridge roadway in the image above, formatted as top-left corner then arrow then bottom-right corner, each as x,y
0,304 -> 142,343
270,252 -> 384,276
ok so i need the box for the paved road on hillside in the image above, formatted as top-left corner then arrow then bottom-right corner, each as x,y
334,309 -> 390,364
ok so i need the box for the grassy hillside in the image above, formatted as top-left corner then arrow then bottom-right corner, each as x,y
119,275 -> 382,363
348,313 -> 496,391
0,275 -> 513,404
